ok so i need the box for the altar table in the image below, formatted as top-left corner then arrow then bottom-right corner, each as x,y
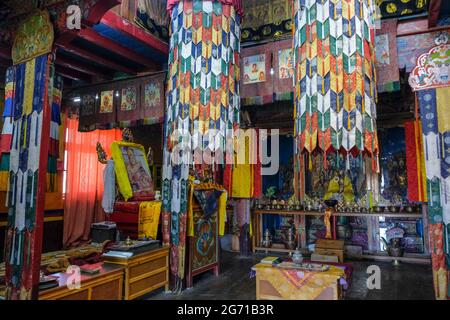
252,263 -> 347,300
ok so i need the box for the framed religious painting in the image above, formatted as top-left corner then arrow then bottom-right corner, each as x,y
278,48 -> 294,79
243,54 -> 266,84
110,141 -> 154,201
100,90 -> 114,113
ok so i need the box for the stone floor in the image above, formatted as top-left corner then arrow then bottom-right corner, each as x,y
146,250 -> 435,300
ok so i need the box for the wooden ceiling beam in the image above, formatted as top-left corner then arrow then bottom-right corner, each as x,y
55,65 -> 91,82
0,46 -> 11,60
0,57 -> 12,68
55,55 -> 112,79
77,28 -> 159,70
55,40 -> 137,75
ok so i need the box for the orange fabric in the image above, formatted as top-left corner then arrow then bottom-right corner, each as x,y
63,117 -> 121,247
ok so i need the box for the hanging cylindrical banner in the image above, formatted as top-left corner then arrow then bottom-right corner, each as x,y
162,0 -> 241,291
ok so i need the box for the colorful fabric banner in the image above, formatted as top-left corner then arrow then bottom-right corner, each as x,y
4,53 -> 51,300
293,0 -> 379,170
404,120 -> 427,202
417,86 -> 450,300
163,0 -> 241,291
0,67 -> 14,155
223,129 -> 262,198
375,19 -> 400,93
49,73 -> 62,158
167,0 -> 244,15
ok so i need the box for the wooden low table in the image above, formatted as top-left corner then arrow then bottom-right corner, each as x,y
103,246 -> 169,300
39,263 -> 124,300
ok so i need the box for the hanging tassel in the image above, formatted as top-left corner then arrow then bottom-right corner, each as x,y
308,154 -> 313,171
324,151 -> 328,170
9,229 -> 16,265
346,154 -> 350,171
336,151 -> 340,169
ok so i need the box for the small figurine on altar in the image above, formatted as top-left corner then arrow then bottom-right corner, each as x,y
96,142 -> 108,164
147,146 -> 154,166
122,128 -> 134,142
324,170 -> 355,204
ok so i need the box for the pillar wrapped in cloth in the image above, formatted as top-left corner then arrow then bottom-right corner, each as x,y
3,9 -> 55,300
163,0 -> 241,292
292,0 -> 379,198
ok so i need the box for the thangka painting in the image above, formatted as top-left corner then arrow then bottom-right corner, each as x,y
278,48 -> 294,79
144,82 -> 161,108
243,54 -> 266,84
192,207 -> 218,271
81,94 -> 96,116
110,141 -> 154,201
120,86 -> 137,111
100,90 -> 113,113
376,34 -> 390,66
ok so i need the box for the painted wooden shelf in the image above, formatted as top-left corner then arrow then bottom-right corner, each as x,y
253,247 -> 431,264
252,208 -> 427,264
346,253 -> 431,265
253,209 -> 422,219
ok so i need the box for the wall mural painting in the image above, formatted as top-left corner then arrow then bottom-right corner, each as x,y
409,33 -> 450,91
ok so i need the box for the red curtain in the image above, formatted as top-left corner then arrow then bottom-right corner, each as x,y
63,118 -> 121,248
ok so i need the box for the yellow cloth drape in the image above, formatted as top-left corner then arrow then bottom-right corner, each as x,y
218,191 -> 227,235
436,87 -> 450,134
187,180 -> 227,237
231,164 -> 253,198
0,171 -> 8,192
23,59 -> 36,117
253,263 -> 345,300
231,129 -> 257,198
416,119 -> 427,202
138,201 -> 161,239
